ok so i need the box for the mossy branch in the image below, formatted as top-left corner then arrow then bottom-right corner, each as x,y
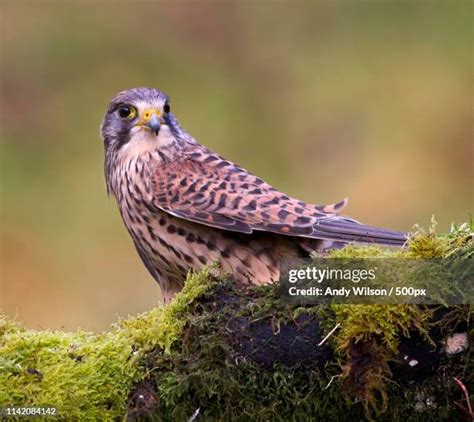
1,222 -> 472,421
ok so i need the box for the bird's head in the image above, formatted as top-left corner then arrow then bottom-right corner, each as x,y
101,87 -> 185,160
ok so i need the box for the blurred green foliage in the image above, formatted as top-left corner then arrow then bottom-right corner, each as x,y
1,1 -> 472,330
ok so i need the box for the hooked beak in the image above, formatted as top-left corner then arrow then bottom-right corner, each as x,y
137,109 -> 164,135
143,113 -> 161,135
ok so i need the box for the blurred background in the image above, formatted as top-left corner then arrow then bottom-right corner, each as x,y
1,1 -> 472,331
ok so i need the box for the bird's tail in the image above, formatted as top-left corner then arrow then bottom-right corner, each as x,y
312,218 -> 407,247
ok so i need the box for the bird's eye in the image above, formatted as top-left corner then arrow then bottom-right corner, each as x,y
163,102 -> 171,114
117,105 -> 137,119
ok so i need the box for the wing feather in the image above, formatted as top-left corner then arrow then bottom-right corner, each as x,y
151,148 -> 406,246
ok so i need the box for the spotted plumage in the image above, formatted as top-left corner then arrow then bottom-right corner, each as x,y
101,87 -> 406,302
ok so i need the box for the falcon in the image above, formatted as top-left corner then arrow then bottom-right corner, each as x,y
101,87 -> 406,302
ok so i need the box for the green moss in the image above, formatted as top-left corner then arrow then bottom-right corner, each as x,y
323,218 -> 473,419
0,221 -> 471,420
0,322 -> 132,419
138,287 -> 349,421
0,269 -> 214,419
329,304 -> 433,418
332,304 -> 433,354
116,266 -> 217,354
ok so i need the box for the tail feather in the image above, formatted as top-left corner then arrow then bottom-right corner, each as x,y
312,218 -> 407,247
317,198 -> 348,214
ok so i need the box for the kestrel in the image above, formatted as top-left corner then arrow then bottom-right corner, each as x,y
101,87 -> 406,302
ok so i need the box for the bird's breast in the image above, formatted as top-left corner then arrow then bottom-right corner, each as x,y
109,156 -> 292,291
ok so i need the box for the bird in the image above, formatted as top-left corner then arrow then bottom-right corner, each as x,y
101,87 -> 406,303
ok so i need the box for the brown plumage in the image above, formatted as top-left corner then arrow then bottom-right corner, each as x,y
101,87 -> 406,302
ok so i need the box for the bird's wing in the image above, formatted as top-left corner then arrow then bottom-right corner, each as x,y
151,150 -> 406,246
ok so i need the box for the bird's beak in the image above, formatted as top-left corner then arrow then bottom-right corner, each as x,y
143,113 -> 161,135
138,109 -> 162,135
